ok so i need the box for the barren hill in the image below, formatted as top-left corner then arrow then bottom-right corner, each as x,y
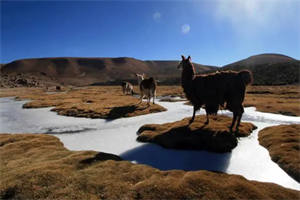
224,53 -> 295,67
222,54 -> 300,85
0,57 -> 217,87
2,54 -> 299,87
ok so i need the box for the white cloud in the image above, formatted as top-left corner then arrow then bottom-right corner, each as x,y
214,0 -> 299,35
153,11 -> 161,21
181,24 -> 190,34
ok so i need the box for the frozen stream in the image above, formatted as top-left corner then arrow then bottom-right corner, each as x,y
0,97 -> 300,190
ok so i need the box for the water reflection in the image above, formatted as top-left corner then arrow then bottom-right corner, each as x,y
121,143 -> 231,171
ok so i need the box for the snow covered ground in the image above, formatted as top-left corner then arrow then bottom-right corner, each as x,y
0,97 -> 299,190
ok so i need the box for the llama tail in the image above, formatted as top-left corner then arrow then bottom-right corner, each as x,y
238,70 -> 253,85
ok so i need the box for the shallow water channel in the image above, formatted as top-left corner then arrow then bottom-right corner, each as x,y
0,97 -> 299,190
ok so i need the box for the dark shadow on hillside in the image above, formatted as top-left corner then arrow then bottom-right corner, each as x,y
106,105 -> 148,120
120,143 -> 231,171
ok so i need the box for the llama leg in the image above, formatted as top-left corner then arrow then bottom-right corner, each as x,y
147,96 -> 150,105
230,113 -> 237,132
138,92 -> 144,104
153,90 -> 156,104
205,113 -> 209,125
235,106 -> 244,133
235,114 -> 242,133
147,91 -> 151,105
189,106 -> 198,124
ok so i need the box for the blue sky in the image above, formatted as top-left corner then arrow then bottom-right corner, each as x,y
1,0 -> 300,66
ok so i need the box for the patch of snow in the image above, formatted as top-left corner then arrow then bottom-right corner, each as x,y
0,97 -> 299,190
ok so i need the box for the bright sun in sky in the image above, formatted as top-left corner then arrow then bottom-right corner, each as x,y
1,0 -> 300,66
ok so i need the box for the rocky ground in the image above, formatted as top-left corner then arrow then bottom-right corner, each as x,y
137,115 -> 257,152
1,134 -> 299,200
0,73 -> 59,88
258,124 -> 300,183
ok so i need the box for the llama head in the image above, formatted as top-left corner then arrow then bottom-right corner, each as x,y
135,73 -> 145,85
135,73 -> 145,80
177,55 -> 192,70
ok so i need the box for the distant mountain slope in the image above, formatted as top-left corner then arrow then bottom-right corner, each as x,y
222,54 -> 300,85
2,54 -> 299,87
0,57 -> 217,86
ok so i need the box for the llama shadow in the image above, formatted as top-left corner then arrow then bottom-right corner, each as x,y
106,105 -> 148,120
120,143 -> 231,172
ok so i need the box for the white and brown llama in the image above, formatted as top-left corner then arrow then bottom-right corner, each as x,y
135,73 -> 157,105
121,81 -> 134,95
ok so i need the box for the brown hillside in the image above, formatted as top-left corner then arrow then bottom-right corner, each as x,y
222,54 -> 300,85
1,133 -> 299,200
224,53 -> 295,67
0,57 -> 216,86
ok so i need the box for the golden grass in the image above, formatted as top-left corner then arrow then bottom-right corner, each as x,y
137,115 -> 257,152
0,85 -> 299,117
258,124 -> 300,182
1,134 -> 299,199
244,85 -> 300,116
0,86 -> 166,119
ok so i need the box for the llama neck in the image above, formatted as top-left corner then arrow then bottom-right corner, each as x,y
181,64 -> 195,89
137,77 -> 143,85
181,65 -> 196,101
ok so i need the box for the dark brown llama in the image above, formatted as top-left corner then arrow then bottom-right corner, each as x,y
135,73 -> 157,105
121,81 -> 134,95
178,55 -> 252,132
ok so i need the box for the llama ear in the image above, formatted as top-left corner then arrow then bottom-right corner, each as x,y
187,56 -> 191,60
181,55 -> 186,60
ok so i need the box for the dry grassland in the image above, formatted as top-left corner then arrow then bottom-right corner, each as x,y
258,124 -> 300,183
1,134 -> 299,200
0,86 -> 166,119
137,115 -> 256,152
245,85 -> 300,116
0,85 -> 299,116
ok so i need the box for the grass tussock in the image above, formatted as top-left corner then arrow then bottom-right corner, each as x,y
0,86 -> 166,119
1,133 -> 299,200
137,115 -> 257,152
258,124 -> 300,182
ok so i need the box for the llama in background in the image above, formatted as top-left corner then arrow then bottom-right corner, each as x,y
178,55 -> 252,132
135,73 -> 157,105
121,81 -> 134,95
135,73 -> 145,85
